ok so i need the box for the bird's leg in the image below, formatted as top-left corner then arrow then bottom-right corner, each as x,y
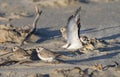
70,50 -> 78,56
62,43 -> 70,49
75,49 -> 83,55
52,59 -> 64,64
68,49 -> 83,56
44,60 -> 52,64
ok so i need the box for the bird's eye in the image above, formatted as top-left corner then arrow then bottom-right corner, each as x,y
62,28 -> 65,31
12,48 -> 16,51
37,48 -> 40,50
13,47 -> 16,50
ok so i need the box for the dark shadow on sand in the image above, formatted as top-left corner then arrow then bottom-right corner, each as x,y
65,51 -> 120,64
30,49 -> 40,61
100,33 -> 120,40
0,12 -> 5,16
81,28 -> 96,34
35,27 -> 61,43
81,25 -> 120,34
98,45 -> 120,52
78,0 -> 90,3
99,33 -> 120,52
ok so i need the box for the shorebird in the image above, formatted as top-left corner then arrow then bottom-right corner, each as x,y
60,26 -> 67,40
0,46 -> 32,65
60,27 -> 88,44
36,46 -> 62,63
80,35 -> 88,45
62,7 -> 83,50
10,46 -> 31,61
60,27 -> 95,51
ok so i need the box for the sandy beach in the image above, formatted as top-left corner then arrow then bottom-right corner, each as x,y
0,0 -> 120,77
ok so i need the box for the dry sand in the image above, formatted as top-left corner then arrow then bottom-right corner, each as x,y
0,0 -> 120,77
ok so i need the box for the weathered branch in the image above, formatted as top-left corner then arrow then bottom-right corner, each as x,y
20,7 -> 42,46
0,16 -> 11,21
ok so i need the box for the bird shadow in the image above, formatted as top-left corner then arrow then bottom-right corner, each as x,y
98,45 -> 120,52
34,27 -> 61,43
0,12 -> 5,17
57,50 -> 83,57
30,49 -> 40,61
81,25 -> 120,34
98,32 -> 120,52
100,33 -> 120,40
64,51 -> 120,64
79,0 -> 90,3
81,28 -> 96,34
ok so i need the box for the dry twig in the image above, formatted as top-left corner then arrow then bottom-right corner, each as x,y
20,7 -> 42,46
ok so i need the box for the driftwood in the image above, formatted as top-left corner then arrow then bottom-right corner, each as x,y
0,16 -> 11,21
20,7 -> 42,46
0,7 -> 42,44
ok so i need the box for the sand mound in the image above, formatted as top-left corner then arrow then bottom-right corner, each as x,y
31,0 -> 119,8
34,0 -> 78,7
0,24 -> 24,43
0,24 -> 39,44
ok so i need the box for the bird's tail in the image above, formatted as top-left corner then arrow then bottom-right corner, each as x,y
74,6 -> 81,22
57,54 -> 71,59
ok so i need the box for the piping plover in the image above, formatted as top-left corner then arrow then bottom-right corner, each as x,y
60,26 -> 67,40
36,46 -> 60,63
10,46 -> 30,61
80,35 -> 88,45
62,7 -> 83,50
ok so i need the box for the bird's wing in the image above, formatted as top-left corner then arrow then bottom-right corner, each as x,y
74,7 -> 81,38
14,49 -> 30,57
74,7 -> 81,22
40,49 -> 56,58
67,15 -> 76,44
66,7 -> 81,44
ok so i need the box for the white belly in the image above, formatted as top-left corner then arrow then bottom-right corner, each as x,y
67,42 -> 83,50
37,54 -> 54,62
67,38 -> 83,50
